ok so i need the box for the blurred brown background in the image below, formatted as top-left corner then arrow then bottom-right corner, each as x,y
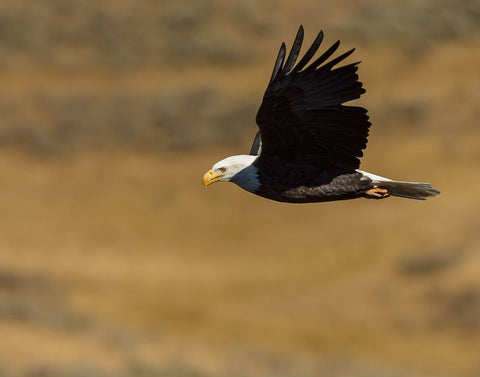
0,1 -> 479,376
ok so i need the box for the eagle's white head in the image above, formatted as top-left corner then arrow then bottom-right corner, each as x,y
203,155 -> 260,193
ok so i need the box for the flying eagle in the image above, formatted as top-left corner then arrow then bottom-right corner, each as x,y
203,26 -> 440,203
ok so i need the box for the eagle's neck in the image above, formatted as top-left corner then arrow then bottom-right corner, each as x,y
231,164 -> 260,193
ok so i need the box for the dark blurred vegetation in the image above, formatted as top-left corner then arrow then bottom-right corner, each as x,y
0,0 -> 274,153
0,0 -> 479,154
344,0 -> 480,43
0,1 -> 479,377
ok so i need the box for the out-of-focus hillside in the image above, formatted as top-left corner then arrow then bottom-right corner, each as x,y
0,1 -> 479,377
1,0 -> 479,153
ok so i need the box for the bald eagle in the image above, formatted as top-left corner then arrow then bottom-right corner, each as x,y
203,26 -> 440,203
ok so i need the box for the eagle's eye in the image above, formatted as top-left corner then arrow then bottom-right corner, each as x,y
218,167 -> 227,173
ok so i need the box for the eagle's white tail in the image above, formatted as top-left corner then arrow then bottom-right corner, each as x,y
358,170 -> 440,200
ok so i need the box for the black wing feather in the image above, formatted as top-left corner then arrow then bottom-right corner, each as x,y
291,30 -> 323,74
255,26 -> 371,170
249,131 -> 262,156
305,40 -> 340,71
267,43 -> 286,90
321,48 -> 356,71
281,26 -> 304,76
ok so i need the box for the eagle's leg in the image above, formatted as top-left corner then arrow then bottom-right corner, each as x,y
364,187 -> 390,199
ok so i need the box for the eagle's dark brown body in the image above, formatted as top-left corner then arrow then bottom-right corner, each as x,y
253,157 -> 372,203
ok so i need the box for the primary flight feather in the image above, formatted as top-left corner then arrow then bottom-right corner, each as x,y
203,26 -> 440,203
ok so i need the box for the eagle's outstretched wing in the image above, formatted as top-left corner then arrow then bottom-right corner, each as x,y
255,26 -> 371,170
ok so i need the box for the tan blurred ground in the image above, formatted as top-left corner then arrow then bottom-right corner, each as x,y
0,1 -> 480,376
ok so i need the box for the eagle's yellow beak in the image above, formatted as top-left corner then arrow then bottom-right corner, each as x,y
203,169 -> 224,187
